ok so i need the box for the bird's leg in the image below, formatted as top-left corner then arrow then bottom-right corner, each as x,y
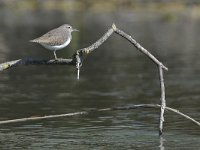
53,51 -> 58,60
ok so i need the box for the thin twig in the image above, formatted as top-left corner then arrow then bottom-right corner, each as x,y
77,28 -> 114,54
0,104 -> 199,128
77,62 -> 80,80
0,111 -> 87,125
165,106 -> 200,126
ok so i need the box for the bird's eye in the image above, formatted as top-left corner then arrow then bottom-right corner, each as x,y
67,26 -> 71,28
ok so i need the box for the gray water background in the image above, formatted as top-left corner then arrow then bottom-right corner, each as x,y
0,7 -> 199,149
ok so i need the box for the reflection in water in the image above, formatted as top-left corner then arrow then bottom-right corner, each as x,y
0,7 -> 200,149
159,137 -> 165,150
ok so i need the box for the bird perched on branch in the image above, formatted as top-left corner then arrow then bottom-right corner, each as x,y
30,24 -> 78,59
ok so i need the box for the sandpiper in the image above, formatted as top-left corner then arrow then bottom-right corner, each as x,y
30,24 -> 78,59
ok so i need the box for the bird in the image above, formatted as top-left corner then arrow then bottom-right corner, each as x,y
30,24 -> 78,59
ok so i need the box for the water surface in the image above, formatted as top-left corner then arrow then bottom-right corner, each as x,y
0,9 -> 200,149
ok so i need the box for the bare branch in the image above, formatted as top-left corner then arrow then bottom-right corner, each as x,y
158,66 -> 166,135
77,28 -> 114,54
113,26 -> 168,71
0,104 -> 199,128
0,24 -> 167,72
0,111 -> 87,125
0,58 -> 74,71
0,24 -> 172,135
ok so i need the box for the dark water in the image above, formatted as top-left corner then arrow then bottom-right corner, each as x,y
0,8 -> 200,149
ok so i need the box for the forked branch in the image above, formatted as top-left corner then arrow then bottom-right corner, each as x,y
0,24 -> 168,73
0,24 -> 169,135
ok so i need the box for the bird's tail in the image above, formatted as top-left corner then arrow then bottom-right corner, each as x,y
30,39 -> 38,43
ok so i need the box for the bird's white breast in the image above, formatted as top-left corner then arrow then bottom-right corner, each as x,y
41,38 -> 71,51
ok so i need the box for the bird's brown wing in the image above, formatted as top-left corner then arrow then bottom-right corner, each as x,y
30,28 -> 65,46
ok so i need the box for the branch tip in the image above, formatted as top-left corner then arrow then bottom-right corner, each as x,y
77,67 -> 80,80
112,23 -> 117,31
83,48 -> 90,54
3,64 -> 10,69
162,65 -> 168,71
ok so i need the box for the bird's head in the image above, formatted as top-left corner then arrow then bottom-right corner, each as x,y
63,24 -> 79,32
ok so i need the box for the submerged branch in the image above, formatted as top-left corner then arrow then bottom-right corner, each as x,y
0,104 -> 199,128
0,111 -> 87,125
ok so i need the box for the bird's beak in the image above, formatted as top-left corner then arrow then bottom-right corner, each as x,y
72,28 -> 79,32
